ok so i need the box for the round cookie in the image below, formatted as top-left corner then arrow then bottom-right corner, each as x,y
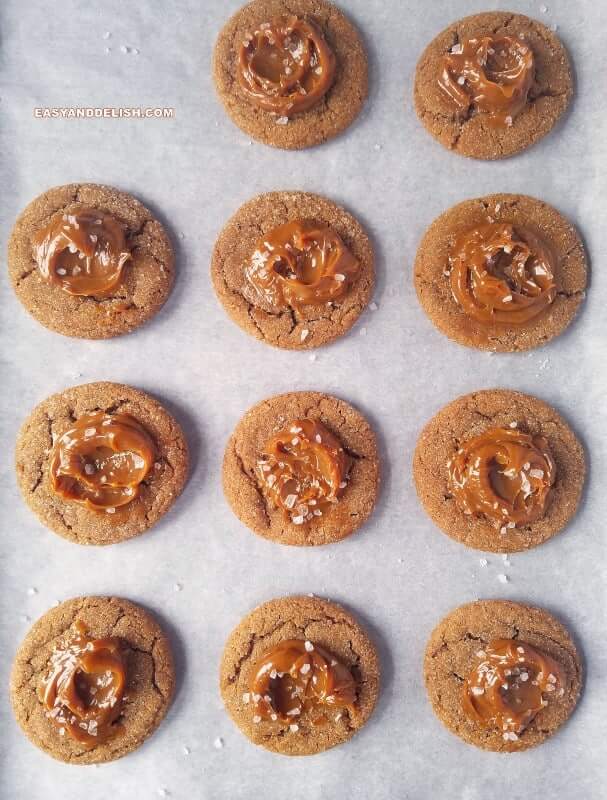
223,391 -> 379,545
10,596 -> 175,764
424,599 -> 582,752
213,0 -> 368,149
412,389 -> 585,553
414,12 -> 573,159
15,381 -> 189,545
8,183 -> 175,338
414,194 -> 587,352
212,191 -> 374,349
220,595 -> 380,755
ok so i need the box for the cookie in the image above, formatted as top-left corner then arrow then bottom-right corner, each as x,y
223,391 -> 379,545
424,600 -> 582,751
8,183 -> 174,338
220,595 -> 380,755
414,12 -> 573,159
16,381 -> 189,545
10,596 -> 175,764
412,389 -> 585,553
213,0 -> 368,149
414,194 -> 587,352
212,191 -> 374,349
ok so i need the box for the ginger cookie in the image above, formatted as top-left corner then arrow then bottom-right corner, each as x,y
424,600 -> 582,752
212,191 -> 374,349
223,391 -> 379,545
414,12 -> 573,159
413,389 -> 584,553
10,596 -> 175,764
220,595 -> 380,755
414,194 -> 587,352
213,0 -> 368,149
15,381 -> 189,545
8,183 -> 174,338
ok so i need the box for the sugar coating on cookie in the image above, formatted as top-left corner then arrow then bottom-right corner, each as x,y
414,194 -> 587,352
8,183 -> 174,338
220,595 -> 380,754
424,600 -> 582,751
414,12 -> 573,159
212,191 -> 374,349
213,0 -> 368,149
10,597 -> 175,764
223,391 -> 379,545
15,382 -> 189,545
413,389 -> 585,553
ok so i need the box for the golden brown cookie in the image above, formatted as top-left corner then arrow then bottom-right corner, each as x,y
414,194 -> 587,352
424,600 -> 582,751
413,389 -> 585,553
8,183 -> 175,338
16,381 -> 189,545
213,0 -> 368,149
10,596 -> 175,764
223,391 -> 379,545
212,191 -> 374,349
220,595 -> 380,755
414,12 -> 573,159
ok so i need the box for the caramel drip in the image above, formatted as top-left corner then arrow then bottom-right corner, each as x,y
439,36 -> 534,127
38,621 -> 126,747
244,220 -> 359,312
257,418 -> 351,525
49,412 -> 155,513
32,207 -> 131,297
447,426 -> 555,528
463,639 -> 565,747
238,15 -> 336,116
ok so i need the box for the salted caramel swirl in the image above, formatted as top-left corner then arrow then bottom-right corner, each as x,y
463,639 -> 565,746
257,418 -> 351,525
49,412 -> 155,513
39,621 -> 126,746
244,220 -> 359,312
439,36 -> 534,127
447,426 -> 555,528
449,223 -> 557,326
249,639 -> 356,727
32,207 -> 131,297
238,15 -> 336,117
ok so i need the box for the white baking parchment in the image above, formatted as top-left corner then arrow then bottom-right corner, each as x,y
1,1 -> 606,798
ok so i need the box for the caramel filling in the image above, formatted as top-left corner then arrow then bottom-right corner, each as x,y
244,220 -> 359,312
439,36 -> 534,127
238,15 -> 336,117
447,426 -> 555,528
32,207 -> 131,297
463,639 -> 565,746
449,223 -> 557,326
38,621 -> 126,747
49,412 -> 156,513
257,418 -> 351,525
249,639 -> 356,727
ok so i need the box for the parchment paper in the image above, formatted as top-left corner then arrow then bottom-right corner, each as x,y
1,1 -> 606,798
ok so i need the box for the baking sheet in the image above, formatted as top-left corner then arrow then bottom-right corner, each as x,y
1,1 -> 606,798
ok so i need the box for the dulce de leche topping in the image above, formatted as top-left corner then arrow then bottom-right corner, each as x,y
447,426 -> 555,529
49,412 -> 155,514
238,15 -> 336,117
439,36 -> 534,127
249,639 -> 356,727
244,220 -> 359,312
257,418 -> 351,525
463,639 -> 565,744
38,621 -> 126,746
32,207 -> 131,297
449,223 -> 557,326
